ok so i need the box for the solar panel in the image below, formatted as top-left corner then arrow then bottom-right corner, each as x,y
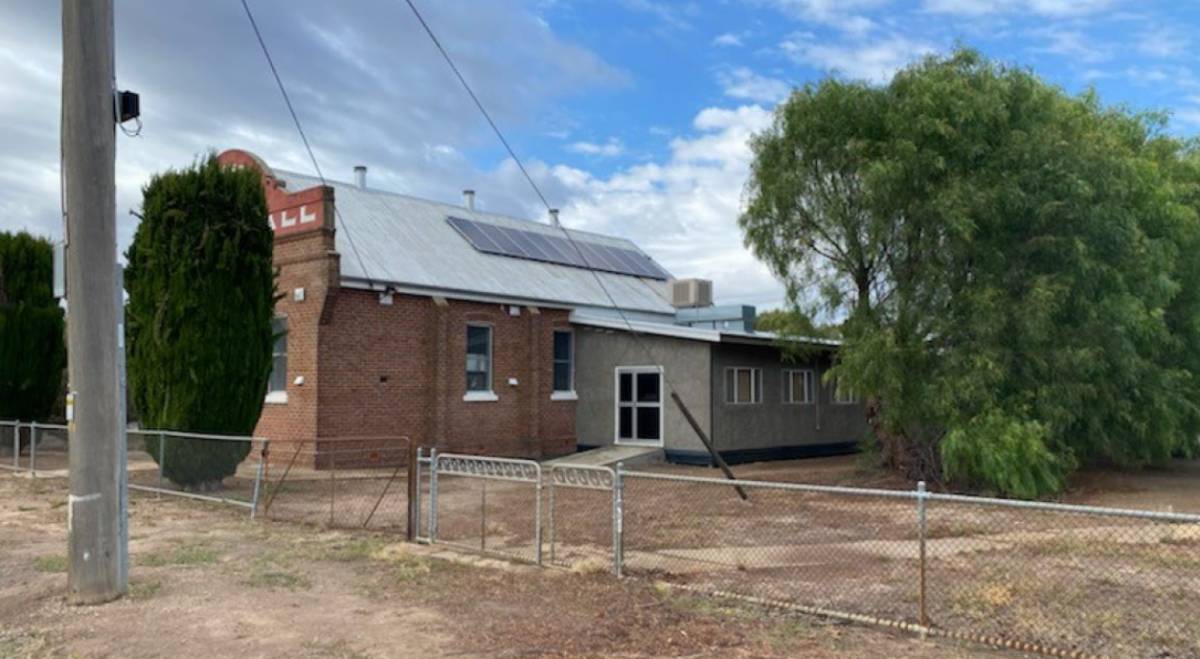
447,216 -> 669,280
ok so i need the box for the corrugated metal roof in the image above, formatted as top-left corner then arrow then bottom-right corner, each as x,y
276,170 -> 676,315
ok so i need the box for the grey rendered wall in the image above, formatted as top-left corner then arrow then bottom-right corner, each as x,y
574,326 -> 711,452
710,342 -> 867,453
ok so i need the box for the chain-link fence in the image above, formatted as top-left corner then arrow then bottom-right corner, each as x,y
259,437 -> 412,532
408,457 -> 1200,658
1,419 -> 267,515
126,429 -> 267,514
0,421 -> 70,473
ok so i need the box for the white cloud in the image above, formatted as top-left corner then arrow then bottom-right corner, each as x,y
717,67 -> 792,104
0,1 -> 628,249
1137,25 -> 1189,59
758,0 -> 885,36
1031,27 -> 1110,63
922,0 -> 1116,16
712,32 -> 744,47
781,33 -> 936,83
567,138 -> 625,157
543,104 -> 785,306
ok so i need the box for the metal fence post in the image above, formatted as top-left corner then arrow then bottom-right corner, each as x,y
613,461 -> 624,577
249,440 -> 267,520
480,479 -> 487,551
29,422 -> 38,475
548,471 -> 557,563
429,448 -> 439,543
12,422 -> 19,469
413,447 -> 423,541
917,480 -> 928,627
534,466 -> 543,566
157,432 -> 166,497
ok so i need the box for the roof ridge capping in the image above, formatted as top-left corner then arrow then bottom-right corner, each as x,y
272,167 -> 635,245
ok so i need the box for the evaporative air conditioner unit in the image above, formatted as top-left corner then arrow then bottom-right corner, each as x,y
671,278 -> 713,309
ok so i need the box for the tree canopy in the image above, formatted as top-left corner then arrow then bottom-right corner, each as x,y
125,154 -> 277,488
0,232 -> 66,421
740,49 -> 1200,497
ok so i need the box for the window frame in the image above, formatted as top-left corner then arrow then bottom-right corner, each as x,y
464,323 -> 496,401
551,328 -> 575,398
614,365 -> 664,446
724,366 -> 763,405
782,369 -> 815,405
833,377 -> 859,405
265,316 -> 288,404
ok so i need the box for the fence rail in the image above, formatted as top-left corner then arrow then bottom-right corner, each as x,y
1,419 -> 267,516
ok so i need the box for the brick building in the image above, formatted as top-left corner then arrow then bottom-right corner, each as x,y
216,149 -> 676,464
218,148 -> 866,468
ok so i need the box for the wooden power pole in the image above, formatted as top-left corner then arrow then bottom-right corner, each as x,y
62,0 -> 127,604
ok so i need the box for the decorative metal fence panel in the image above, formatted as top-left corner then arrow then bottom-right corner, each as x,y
428,451 -> 543,564
545,464 -> 615,573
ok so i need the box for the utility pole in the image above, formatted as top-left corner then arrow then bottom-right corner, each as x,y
62,0 -> 126,604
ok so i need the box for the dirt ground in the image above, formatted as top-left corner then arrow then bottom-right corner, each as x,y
0,473 -> 1015,659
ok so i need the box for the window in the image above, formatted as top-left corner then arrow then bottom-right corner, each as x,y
782,369 -> 815,404
466,324 -> 492,393
833,378 -> 859,404
266,317 -> 288,402
724,367 -> 762,404
616,367 -> 662,444
552,330 -> 573,393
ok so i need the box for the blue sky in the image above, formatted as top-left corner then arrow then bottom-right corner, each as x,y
1,1 -> 1198,308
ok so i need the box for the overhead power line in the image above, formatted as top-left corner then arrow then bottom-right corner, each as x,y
402,1 -> 744,487
239,0 -> 375,290
402,0 -> 552,212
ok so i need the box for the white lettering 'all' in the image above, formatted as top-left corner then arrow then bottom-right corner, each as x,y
267,213 -> 277,231
300,205 -> 316,224
280,209 -> 297,228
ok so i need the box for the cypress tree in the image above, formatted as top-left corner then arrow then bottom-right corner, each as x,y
0,232 -> 66,421
126,154 -> 277,489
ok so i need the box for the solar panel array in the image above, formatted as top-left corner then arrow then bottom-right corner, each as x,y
447,216 -> 670,280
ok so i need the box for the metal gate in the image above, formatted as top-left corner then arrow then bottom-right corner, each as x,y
545,464 -> 618,574
426,451 -> 543,564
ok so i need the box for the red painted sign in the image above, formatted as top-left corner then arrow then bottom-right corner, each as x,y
217,149 -> 331,238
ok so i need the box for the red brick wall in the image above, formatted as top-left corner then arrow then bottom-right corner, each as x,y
234,146 -> 577,464
316,289 -> 576,458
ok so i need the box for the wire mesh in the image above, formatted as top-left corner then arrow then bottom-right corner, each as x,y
260,437 -> 411,530
620,472 -> 921,624
544,465 -> 614,572
125,429 -> 266,511
430,454 -> 542,564
0,421 -> 26,472
923,496 -> 1200,657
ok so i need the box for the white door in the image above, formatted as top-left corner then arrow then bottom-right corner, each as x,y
614,366 -> 663,446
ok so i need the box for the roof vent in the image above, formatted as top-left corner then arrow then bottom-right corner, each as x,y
353,165 -> 367,189
463,189 -> 475,210
671,278 -> 713,309
548,208 -> 560,227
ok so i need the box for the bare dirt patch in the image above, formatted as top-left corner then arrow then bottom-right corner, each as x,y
0,473 -> 1008,658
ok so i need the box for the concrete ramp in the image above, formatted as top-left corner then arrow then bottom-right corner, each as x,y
544,445 -> 663,468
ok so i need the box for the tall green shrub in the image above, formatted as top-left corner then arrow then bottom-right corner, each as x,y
125,154 -> 276,489
0,232 -> 66,421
